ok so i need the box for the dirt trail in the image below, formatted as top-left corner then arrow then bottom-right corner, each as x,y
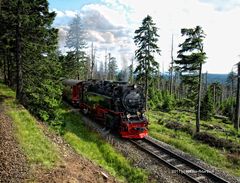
0,108 -> 29,183
33,119 -> 118,183
0,98 -> 117,183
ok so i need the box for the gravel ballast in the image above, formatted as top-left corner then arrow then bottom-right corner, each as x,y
80,114 -> 191,183
79,111 -> 240,183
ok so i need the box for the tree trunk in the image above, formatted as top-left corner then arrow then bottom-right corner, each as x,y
234,62 -> 240,131
3,52 -> 7,84
231,79 -> 234,121
169,34 -> 174,95
16,0 -> 23,101
7,52 -> 12,86
90,42 -> 94,79
145,72 -> 148,110
196,63 -> 202,133
205,71 -> 208,92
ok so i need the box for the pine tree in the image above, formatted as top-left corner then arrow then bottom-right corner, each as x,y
209,82 -> 222,109
65,15 -> 87,79
0,0 -> 63,128
226,71 -> 236,97
108,56 -> 118,80
0,0 -> 20,92
66,15 -> 86,52
175,26 -> 207,132
134,15 -> 161,109
200,89 -> 214,120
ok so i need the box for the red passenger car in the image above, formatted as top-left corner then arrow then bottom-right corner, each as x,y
62,79 -> 82,106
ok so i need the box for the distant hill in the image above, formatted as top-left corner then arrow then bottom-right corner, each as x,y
206,74 -> 228,84
162,73 -> 229,84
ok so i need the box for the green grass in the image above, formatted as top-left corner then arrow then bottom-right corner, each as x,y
0,83 -> 60,168
148,110 -> 240,177
60,109 -> 148,183
0,82 -> 149,182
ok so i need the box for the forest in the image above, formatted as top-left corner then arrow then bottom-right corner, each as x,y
0,0 -> 239,131
0,0 -> 240,178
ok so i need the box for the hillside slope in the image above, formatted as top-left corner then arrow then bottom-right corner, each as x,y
0,83 -> 117,183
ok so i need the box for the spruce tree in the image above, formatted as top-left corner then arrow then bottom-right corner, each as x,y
200,89 -> 214,120
226,71 -> 236,96
0,0 -> 63,127
108,56 -> 118,80
65,15 -> 87,79
175,26 -> 207,132
134,15 -> 161,109
0,0 -> 19,89
209,82 -> 222,108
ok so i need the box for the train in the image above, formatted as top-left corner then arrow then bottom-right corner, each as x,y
62,79 -> 148,138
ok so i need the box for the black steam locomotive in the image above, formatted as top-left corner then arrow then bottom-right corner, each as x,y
63,79 -> 148,138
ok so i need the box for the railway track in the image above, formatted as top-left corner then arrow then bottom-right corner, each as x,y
130,137 -> 230,183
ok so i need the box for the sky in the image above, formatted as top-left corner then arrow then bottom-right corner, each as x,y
48,0 -> 240,74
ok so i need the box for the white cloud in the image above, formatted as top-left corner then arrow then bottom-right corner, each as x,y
53,0 -> 240,73
199,0 -> 240,11
87,30 -> 106,42
52,9 -> 78,18
65,10 -> 78,17
103,0 -> 240,73
82,4 -> 128,27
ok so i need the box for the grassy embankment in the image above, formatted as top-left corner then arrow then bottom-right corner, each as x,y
147,110 -> 240,177
0,82 -> 148,183
59,106 -> 148,183
0,82 -> 60,168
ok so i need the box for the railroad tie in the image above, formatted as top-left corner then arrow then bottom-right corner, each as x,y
195,176 -> 206,181
159,154 -> 167,158
166,158 -> 175,163
175,164 -> 184,168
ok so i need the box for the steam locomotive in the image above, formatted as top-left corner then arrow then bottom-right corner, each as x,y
62,79 -> 148,138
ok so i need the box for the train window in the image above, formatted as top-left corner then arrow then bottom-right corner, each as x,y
84,92 -> 113,109
86,93 -> 103,106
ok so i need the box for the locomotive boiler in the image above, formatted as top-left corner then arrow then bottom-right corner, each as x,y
62,79 -> 148,138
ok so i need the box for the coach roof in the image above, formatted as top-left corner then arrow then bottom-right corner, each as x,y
63,79 -> 82,86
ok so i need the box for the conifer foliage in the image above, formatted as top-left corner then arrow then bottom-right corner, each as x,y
201,89 -> 214,120
0,0 -> 63,131
175,26 -> 207,132
134,15 -> 161,109
64,15 -> 88,79
108,56 -> 118,80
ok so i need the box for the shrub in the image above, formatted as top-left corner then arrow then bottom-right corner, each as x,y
148,87 -> 162,110
161,92 -> 175,112
165,121 -> 194,135
219,97 -> 235,120
193,132 -> 240,152
165,121 -> 183,130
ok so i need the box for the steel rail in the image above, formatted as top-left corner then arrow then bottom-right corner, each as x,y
130,137 -> 230,183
